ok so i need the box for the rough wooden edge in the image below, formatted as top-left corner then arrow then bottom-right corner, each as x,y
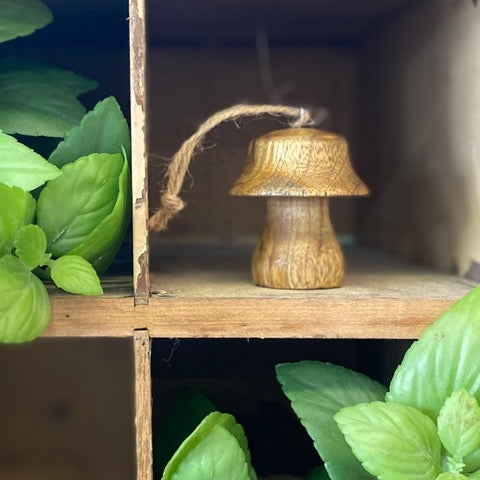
47,295 -> 461,339
129,0 -> 150,304
134,329 -> 153,480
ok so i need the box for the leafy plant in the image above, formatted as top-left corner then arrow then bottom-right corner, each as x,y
154,388 -> 217,476
277,285 -> 480,480
0,0 -> 130,342
161,411 -> 257,480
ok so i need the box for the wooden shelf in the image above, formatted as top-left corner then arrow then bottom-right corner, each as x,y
45,247 -> 474,339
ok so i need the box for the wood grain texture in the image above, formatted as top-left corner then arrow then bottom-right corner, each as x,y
134,330 -> 153,480
230,128 -> 368,197
129,0 -> 150,304
358,0 -> 480,275
45,248 -> 475,339
231,128 -> 368,288
252,197 -> 344,288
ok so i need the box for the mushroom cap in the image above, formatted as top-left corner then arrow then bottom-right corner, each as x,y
230,128 -> 369,197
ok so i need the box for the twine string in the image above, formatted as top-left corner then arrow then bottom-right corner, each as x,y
148,103 -> 313,232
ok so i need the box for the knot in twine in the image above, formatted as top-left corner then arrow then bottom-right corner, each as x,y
148,103 -> 314,232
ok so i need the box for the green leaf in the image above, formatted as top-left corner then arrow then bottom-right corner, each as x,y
0,254 -> 50,343
37,152 -> 124,258
0,0 -> 52,43
335,401 -> 442,480
304,466 -> 331,480
0,69 -> 90,137
0,182 -> 35,256
14,224 -> 49,269
49,255 -> 102,296
49,96 -> 131,168
154,388 -> 217,476
68,153 -> 130,274
0,131 -> 61,190
436,474 -> 467,480
437,389 -> 480,461
162,412 -> 254,480
466,470 -> 480,479
276,361 -> 386,480
464,448 -> 480,473
0,59 -> 98,96
388,285 -> 480,419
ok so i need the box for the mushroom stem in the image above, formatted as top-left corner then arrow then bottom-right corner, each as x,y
252,197 -> 344,289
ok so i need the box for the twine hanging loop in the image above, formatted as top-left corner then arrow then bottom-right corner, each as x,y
148,103 -> 314,232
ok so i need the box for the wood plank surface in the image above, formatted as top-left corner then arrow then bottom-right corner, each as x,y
46,295 -> 463,339
45,248 -> 474,339
134,330 -> 153,480
129,0 -> 150,304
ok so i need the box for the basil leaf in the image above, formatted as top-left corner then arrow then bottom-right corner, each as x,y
436,473 -> 468,480
162,412 -> 254,480
154,389 -> 216,476
14,224 -> 49,269
437,389 -> 480,462
0,254 -> 50,343
304,466 -> 330,480
464,448 -> 480,473
388,285 -> 480,419
0,70 -> 88,137
68,153 -> 130,274
0,59 -> 98,96
37,152 -> 124,257
49,255 -> 102,296
0,131 -> 61,190
335,401 -> 441,480
0,182 -> 35,256
49,96 -> 131,168
276,361 -> 386,480
0,0 -> 52,43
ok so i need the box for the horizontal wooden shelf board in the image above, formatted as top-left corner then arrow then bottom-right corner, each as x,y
45,247 -> 474,339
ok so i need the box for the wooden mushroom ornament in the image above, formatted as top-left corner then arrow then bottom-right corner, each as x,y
230,128 -> 369,289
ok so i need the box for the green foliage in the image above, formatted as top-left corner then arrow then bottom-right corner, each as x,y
277,285 -> 480,480
437,389 -> 480,463
49,255 -> 103,296
0,0 -> 52,43
154,388 -> 217,476
0,66 -> 97,137
0,254 -> 50,342
14,224 -> 49,269
0,182 -> 35,256
276,361 -> 385,480
335,401 -> 441,480
304,466 -> 331,480
387,285 -> 480,419
161,412 -> 257,480
0,130 -> 61,190
37,152 -> 124,256
0,1 -> 131,342
49,96 -> 131,167
64,150 -> 130,274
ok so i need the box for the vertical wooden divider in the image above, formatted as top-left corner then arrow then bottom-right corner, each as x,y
129,0 -> 150,305
134,329 -> 153,480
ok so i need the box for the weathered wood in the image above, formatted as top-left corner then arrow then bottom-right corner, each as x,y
231,128 -> 368,289
129,0 -> 150,304
358,0 -> 480,275
134,329 -> 153,480
46,295 -> 463,340
45,248 -> 474,339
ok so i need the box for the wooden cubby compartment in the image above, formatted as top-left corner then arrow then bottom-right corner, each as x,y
1,1 -> 479,479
